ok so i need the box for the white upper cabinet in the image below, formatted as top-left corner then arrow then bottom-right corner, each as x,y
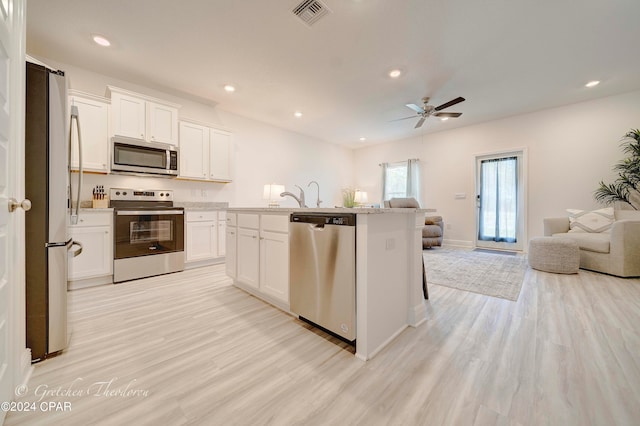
108,86 -> 179,145
110,91 -> 146,140
210,128 -> 232,181
69,91 -> 110,173
147,101 -> 179,144
179,120 -> 233,182
179,121 -> 209,179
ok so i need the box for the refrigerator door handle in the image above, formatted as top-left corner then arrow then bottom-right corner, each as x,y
69,240 -> 83,257
69,104 -> 83,225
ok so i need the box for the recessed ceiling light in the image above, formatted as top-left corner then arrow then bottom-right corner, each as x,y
585,80 -> 600,88
294,111 -> 303,118
440,117 -> 449,121
388,69 -> 402,78
359,137 -> 366,141
224,84 -> 236,93
92,34 -> 111,47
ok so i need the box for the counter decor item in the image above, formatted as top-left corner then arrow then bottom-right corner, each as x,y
263,183 -> 285,207
92,185 -> 108,208
342,187 -> 356,208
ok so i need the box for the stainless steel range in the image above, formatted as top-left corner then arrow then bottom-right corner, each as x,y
110,188 -> 184,283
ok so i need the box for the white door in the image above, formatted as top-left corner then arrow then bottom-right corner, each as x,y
475,151 -> 526,251
1,0 -> 27,422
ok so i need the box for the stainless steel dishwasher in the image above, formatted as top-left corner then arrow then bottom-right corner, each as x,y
289,213 -> 356,342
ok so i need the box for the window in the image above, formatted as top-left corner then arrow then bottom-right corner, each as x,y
381,159 -> 420,202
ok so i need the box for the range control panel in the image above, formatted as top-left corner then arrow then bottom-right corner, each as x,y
110,188 -> 173,202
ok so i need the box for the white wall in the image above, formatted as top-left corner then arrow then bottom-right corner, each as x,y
353,90 -> 640,247
37,57 -> 354,207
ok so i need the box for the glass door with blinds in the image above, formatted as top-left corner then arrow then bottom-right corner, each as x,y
475,151 -> 525,251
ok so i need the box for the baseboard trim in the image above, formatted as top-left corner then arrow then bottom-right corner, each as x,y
357,324 -> 408,361
408,301 -> 427,327
443,239 -> 473,248
19,348 -> 34,388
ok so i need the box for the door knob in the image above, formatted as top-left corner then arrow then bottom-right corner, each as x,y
8,198 -> 32,212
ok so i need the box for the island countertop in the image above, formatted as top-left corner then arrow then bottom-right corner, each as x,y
227,207 -> 436,214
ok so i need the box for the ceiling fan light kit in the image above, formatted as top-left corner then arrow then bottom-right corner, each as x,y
401,96 -> 466,128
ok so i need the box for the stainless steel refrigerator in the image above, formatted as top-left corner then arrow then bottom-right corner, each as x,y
25,61 -> 82,362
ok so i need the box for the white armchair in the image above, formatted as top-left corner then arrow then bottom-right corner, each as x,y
543,210 -> 640,277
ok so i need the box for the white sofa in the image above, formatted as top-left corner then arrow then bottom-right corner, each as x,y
543,210 -> 640,277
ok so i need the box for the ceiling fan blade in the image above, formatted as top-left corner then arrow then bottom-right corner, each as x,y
434,97 -> 465,111
414,117 -> 426,128
405,103 -> 425,114
389,115 -> 420,122
434,112 -> 462,118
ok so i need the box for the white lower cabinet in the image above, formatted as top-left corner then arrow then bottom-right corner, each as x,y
260,230 -> 289,303
185,210 -> 225,266
237,227 -> 260,289
231,211 -> 289,307
68,210 -> 113,288
225,221 -> 237,279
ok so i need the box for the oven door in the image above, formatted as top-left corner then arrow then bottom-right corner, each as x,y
114,209 -> 184,259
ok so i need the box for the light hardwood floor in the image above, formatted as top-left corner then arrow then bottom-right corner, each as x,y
6,263 -> 640,425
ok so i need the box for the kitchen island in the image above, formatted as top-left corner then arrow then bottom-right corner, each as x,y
226,207 -> 433,361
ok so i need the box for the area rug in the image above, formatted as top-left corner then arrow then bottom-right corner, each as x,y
423,248 -> 528,301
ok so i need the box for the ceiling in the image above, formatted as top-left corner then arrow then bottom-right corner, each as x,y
26,0 -> 640,148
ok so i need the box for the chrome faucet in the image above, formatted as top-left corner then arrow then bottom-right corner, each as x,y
280,185 -> 307,208
307,180 -> 322,207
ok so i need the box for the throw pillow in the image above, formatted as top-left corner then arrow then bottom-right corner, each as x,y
566,207 -> 614,233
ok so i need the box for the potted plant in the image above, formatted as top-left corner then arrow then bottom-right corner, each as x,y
594,128 -> 640,210
342,188 -> 356,208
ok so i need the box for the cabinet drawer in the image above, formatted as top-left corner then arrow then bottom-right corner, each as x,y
73,211 -> 112,227
238,213 -> 259,229
186,210 -> 218,222
226,212 -> 237,226
261,214 -> 289,233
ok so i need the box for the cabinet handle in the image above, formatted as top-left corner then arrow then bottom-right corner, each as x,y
141,133 -> 144,138
252,235 -> 257,239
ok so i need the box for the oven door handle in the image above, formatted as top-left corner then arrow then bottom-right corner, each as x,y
116,210 -> 184,216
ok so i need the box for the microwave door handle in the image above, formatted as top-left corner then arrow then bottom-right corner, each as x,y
69,105 -> 82,225
167,150 -> 170,170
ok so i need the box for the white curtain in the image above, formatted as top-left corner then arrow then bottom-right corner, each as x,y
478,157 -> 517,242
406,158 -> 420,202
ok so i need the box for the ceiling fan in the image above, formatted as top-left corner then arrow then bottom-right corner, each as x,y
395,96 -> 466,128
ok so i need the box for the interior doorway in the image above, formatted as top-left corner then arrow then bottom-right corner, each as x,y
475,150 -> 526,251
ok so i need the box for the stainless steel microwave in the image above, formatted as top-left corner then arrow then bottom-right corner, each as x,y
111,137 -> 179,177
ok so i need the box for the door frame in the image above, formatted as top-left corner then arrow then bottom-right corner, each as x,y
474,148 -> 528,251
4,1 -> 31,420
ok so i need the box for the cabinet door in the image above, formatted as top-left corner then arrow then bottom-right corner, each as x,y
217,220 -> 226,257
185,221 -> 217,262
68,226 -> 112,280
237,228 -> 259,289
179,121 -> 209,179
209,129 -> 232,181
70,96 -> 109,172
224,226 -> 238,278
111,92 -> 146,140
225,226 -> 237,279
147,101 -> 178,144
260,230 -> 289,303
